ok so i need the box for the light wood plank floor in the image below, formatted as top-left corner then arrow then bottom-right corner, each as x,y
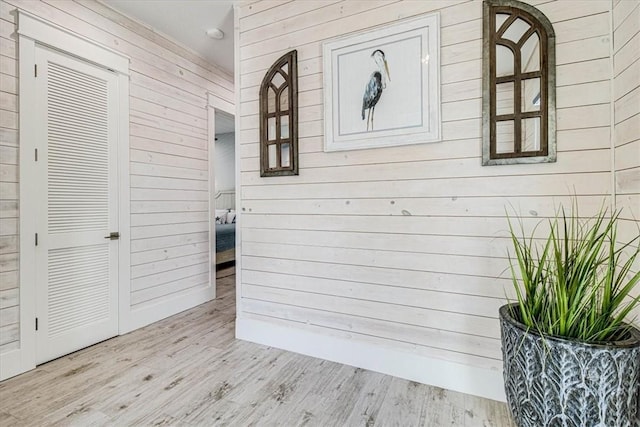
0,267 -> 514,426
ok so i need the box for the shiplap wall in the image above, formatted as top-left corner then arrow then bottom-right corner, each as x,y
0,0 -> 233,356
0,0 -> 19,355
215,132 -> 236,192
613,0 -> 640,319
236,0 -> 635,399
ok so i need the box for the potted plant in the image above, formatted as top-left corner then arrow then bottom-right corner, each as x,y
501,203 -> 640,426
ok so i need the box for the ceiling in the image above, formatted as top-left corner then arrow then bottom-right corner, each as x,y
103,0 -> 235,73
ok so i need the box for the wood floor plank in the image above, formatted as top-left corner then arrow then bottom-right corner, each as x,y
0,266 -> 514,426
370,376 -> 430,426
46,406 -> 113,427
0,411 -> 21,425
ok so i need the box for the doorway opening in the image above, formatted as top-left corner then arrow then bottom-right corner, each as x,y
213,111 -> 236,272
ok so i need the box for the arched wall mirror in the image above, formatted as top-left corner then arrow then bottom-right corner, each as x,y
259,50 -> 298,177
482,0 -> 556,166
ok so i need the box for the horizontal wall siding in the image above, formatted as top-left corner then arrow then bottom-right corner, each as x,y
0,0 -> 233,355
613,0 -> 640,322
237,0 -> 617,375
0,1 -> 19,355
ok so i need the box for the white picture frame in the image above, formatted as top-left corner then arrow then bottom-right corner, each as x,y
323,13 -> 441,152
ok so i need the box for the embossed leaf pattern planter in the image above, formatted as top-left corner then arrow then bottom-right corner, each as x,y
500,304 -> 640,427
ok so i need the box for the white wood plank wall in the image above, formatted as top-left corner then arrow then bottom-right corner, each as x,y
613,0 -> 640,321
0,0 -> 20,355
0,0 -> 233,355
236,0 -> 627,382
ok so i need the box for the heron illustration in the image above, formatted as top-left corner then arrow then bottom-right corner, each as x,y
361,49 -> 391,131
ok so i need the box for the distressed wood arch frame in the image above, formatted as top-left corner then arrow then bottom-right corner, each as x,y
259,50 -> 298,177
482,0 -> 556,166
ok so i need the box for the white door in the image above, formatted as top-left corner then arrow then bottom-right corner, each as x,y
34,46 -> 119,364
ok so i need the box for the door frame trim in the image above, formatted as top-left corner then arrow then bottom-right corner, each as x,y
1,10 -> 130,380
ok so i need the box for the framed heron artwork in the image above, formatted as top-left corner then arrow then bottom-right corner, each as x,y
322,13 -> 441,152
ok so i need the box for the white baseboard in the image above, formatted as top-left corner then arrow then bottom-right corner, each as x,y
121,284 -> 215,334
236,317 -> 506,402
0,348 -> 29,381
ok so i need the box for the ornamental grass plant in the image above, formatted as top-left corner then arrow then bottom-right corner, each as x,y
507,202 -> 640,343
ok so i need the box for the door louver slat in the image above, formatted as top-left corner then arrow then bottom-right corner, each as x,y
48,245 -> 110,337
47,61 -> 109,234
49,126 -> 109,141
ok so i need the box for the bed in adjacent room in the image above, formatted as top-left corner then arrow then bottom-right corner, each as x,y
215,190 -> 236,267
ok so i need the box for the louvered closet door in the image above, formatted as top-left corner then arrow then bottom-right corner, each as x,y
34,46 -> 119,364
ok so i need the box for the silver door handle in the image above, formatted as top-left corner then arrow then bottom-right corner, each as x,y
105,232 -> 120,240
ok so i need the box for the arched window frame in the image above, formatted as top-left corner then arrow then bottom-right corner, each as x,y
482,0 -> 556,166
259,50 -> 298,177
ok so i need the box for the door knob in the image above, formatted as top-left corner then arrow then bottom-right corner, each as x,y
105,232 -> 120,240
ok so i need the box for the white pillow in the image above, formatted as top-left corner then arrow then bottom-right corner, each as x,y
215,209 -> 227,224
226,210 -> 236,224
